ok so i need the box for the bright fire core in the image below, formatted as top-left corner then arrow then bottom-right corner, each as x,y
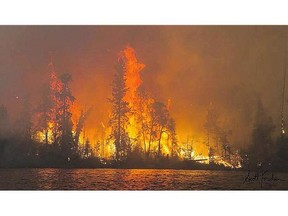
33,45 -> 241,168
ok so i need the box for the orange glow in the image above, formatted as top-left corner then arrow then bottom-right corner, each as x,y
120,46 -> 146,141
32,46 -> 242,168
121,46 -> 145,103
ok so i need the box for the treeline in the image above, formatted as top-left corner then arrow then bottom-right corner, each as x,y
0,48 -> 179,168
0,46 -> 287,171
240,99 -> 288,171
191,98 -> 288,171
202,104 -> 242,168
0,66 -> 99,167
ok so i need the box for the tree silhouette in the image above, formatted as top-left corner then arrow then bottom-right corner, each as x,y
36,84 -> 53,145
204,104 -> 221,160
109,60 -> 131,161
135,89 -> 154,156
250,99 -> 275,166
57,73 -> 75,159
48,61 -> 63,147
0,105 -> 9,139
167,118 -> 177,157
83,139 -> 92,159
0,105 -> 9,164
150,102 -> 170,157
75,107 -> 92,150
17,96 -> 33,145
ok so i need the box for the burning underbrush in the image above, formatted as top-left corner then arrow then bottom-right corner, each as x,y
1,46 -> 243,169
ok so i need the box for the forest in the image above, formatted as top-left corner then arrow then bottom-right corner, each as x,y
0,46 -> 287,171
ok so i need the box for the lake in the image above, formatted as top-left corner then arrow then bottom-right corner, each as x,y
0,168 -> 287,190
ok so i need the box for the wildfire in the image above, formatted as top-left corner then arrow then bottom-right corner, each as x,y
120,46 -> 146,142
121,46 -> 145,103
32,45 -> 243,168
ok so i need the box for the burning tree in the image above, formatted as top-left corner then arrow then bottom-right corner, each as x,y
82,139 -> 93,159
35,61 -> 78,160
74,107 -> 92,150
167,118 -> 177,157
35,61 -> 62,146
120,46 -> 145,150
135,90 -> 154,156
48,61 -> 63,147
151,102 -> 170,157
57,73 -> 75,158
35,84 -> 53,145
107,46 -> 178,160
109,59 -> 131,161
144,101 -> 177,158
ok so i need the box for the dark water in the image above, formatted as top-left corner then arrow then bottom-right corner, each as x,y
0,168 -> 287,190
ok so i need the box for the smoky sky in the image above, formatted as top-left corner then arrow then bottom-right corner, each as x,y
0,26 -> 287,149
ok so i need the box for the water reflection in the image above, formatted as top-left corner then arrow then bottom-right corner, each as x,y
0,169 -> 287,190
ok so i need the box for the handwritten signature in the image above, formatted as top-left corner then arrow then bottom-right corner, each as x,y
243,170 -> 285,188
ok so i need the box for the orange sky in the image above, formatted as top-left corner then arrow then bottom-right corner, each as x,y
0,26 -> 287,151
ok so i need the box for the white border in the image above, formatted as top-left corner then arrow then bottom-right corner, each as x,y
0,191 -> 286,216
0,0 -> 288,25
0,0 -> 287,215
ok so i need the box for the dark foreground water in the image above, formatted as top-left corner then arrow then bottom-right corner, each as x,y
0,168 -> 287,190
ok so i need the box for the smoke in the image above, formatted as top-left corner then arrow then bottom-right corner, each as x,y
0,26 -> 286,151
145,26 -> 287,150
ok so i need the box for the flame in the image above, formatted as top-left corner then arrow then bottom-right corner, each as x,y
121,46 -> 145,103
32,46 -> 243,168
120,46 -> 146,141
34,122 -> 54,144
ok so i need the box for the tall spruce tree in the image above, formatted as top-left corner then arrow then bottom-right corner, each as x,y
57,73 -> 75,159
109,59 -> 131,161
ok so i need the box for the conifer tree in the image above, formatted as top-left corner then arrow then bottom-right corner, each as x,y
109,59 -> 131,161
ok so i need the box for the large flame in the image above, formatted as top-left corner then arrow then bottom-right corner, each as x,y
121,46 -> 145,142
33,46 -> 242,168
121,46 -> 145,103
